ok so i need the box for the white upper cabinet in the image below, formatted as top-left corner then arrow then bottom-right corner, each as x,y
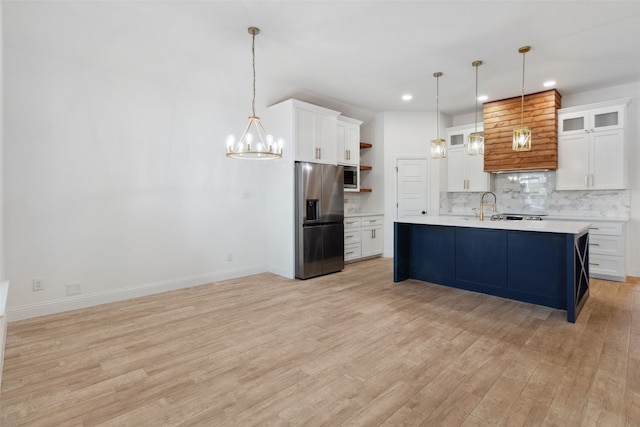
294,104 -> 339,164
556,99 -> 629,191
266,99 -> 340,165
446,124 -> 490,192
559,103 -> 625,135
336,116 -> 362,167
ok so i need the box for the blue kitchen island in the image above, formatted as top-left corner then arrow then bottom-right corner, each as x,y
394,216 -> 592,323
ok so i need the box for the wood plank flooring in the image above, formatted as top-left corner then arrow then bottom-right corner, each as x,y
1,258 -> 639,426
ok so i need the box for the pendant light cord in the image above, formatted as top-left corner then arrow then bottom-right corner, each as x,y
434,72 -> 442,140
251,31 -> 256,118
520,50 -> 526,127
474,64 -> 479,132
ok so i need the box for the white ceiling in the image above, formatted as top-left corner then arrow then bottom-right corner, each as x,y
5,1 -> 640,116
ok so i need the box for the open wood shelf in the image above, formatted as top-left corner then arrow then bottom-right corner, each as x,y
360,142 -> 372,149
359,188 -> 372,193
360,165 -> 372,171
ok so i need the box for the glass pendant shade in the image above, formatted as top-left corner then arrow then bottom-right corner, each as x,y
430,72 -> 446,159
468,60 -> 484,156
512,127 -> 532,151
513,46 -> 532,152
431,138 -> 446,159
468,133 -> 484,155
226,27 -> 283,160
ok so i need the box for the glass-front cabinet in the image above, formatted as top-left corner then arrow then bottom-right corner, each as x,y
559,102 -> 625,136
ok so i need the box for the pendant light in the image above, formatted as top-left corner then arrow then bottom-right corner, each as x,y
430,72 -> 446,159
468,60 -> 484,156
226,27 -> 283,160
513,45 -> 532,151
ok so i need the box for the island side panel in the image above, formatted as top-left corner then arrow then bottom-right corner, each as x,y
394,222 -> 412,282
507,231 -> 567,309
567,230 -> 590,323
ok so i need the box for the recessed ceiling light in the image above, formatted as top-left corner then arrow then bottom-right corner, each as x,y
402,94 -> 413,101
477,95 -> 488,102
543,81 -> 556,87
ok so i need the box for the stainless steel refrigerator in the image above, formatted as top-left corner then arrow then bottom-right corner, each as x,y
295,162 -> 344,279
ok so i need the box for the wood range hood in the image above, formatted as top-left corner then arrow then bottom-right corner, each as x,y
483,89 -> 561,172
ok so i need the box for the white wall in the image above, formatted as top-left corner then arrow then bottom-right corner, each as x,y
381,111 -> 450,257
3,2 -> 272,319
2,2 -> 378,320
0,0 -> 5,283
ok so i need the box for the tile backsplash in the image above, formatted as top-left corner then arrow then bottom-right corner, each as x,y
442,170 -> 630,219
344,194 -> 361,215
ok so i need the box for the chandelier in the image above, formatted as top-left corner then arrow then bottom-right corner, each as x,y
226,27 -> 283,160
468,60 -> 484,156
513,46 -> 532,151
430,72 -> 446,159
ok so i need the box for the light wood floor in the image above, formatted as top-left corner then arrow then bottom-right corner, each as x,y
1,258 -> 639,426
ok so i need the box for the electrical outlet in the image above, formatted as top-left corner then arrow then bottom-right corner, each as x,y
32,278 -> 45,291
227,253 -> 233,262
66,283 -> 81,296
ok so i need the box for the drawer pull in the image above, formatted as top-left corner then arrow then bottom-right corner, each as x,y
590,263 -> 600,266
345,235 -> 353,239
346,251 -> 354,255
589,243 -> 600,246
589,227 -> 600,230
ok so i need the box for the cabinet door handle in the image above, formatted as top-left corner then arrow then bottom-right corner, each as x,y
318,147 -> 321,159
372,229 -> 375,238
584,174 -> 589,186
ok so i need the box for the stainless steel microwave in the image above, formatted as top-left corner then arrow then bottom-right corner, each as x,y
344,166 -> 358,189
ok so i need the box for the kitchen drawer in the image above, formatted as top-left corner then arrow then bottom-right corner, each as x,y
361,215 -> 383,226
588,222 -> 623,236
344,228 -> 361,244
345,243 -> 362,262
590,254 -> 625,280
589,234 -> 624,256
344,217 -> 362,229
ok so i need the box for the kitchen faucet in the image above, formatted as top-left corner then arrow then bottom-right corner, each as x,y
476,191 -> 497,221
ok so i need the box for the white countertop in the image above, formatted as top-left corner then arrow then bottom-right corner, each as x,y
396,215 -> 592,234
345,213 -> 384,218
441,212 -> 629,223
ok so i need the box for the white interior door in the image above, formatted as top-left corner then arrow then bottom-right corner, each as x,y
397,158 -> 428,218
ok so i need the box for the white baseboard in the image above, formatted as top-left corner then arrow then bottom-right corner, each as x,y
627,267 -> 640,278
1,280 -> 9,391
7,266 -> 265,322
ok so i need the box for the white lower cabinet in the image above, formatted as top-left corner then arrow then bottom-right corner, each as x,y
360,216 -> 384,259
344,215 -> 383,262
588,221 -> 626,282
344,217 -> 362,262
